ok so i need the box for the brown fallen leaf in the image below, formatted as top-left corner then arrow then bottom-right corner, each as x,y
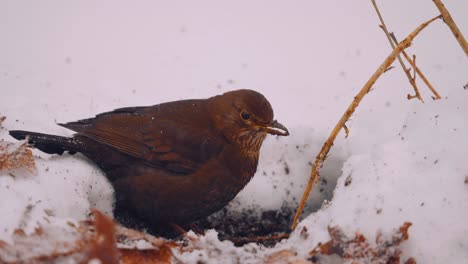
309,222 -> 415,264
0,115 -> 5,126
83,209 -> 120,264
0,210 -> 175,263
265,249 -> 312,264
115,224 -> 167,248
121,246 -> 173,264
85,210 -> 175,264
0,140 -> 37,175
0,225 -> 88,263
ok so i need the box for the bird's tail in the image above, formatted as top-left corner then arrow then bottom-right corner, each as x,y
9,130 -> 81,155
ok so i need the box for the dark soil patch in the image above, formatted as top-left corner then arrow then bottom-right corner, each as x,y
195,204 -> 294,246
114,204 -> 296,247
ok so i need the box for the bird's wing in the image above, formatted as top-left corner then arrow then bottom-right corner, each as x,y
59,104 -> 225,174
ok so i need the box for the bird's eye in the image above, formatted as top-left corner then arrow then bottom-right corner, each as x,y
241,111 -> 251,120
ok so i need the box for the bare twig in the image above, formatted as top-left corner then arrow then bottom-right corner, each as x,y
343,124 -> 350,138
371,0 -> 423,102
433,0 -> 468,56
390,33 -> 442,100
290,15 -> 441,231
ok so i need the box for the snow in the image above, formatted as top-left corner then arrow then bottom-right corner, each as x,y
1,0 -> 467,263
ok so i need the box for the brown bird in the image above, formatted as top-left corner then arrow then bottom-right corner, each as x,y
9,89 -> 289,228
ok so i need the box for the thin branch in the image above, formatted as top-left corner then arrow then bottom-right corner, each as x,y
433,0 -> 468,56
371,0 -> 423,102
291,15 -> 441,231
343,124 -> 350,139
384,66 -> 394,73
390,33 -> 442,100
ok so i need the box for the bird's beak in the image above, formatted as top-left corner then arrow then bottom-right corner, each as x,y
261,120 -> 289,136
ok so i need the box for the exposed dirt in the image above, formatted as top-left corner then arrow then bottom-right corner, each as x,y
195,204 -> 295,246
115,204 -> 296,247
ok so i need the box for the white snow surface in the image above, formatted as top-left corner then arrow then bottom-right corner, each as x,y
1,0 -> 467,263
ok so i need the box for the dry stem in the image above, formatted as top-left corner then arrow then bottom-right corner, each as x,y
433,0 -> 468,56
390,33 -> 441,100
343,124 -> 350,138
290,15 -> 441,231
371,0 -> 424,102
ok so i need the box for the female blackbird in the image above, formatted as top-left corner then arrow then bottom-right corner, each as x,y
9,89 -> 289,226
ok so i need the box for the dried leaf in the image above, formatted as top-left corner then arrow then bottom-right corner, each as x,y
115,224 -> 167,248
265,249 -> 311,264
0,115 -> 5,126
0,210 -> 174,263
83,209 -> 120,264
0,224 -> 87,263
309,222 -> 415,264
85,210 -> 175,263
121,246 -> 172,264
0,140 -> 37,175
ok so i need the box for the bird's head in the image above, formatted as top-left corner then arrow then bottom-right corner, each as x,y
209,89 -> 289,154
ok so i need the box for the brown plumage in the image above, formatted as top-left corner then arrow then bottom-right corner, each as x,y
9,89 -> 289,227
